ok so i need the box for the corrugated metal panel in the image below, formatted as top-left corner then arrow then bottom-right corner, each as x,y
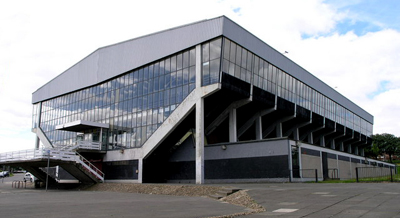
32,17 -> 224,103
32,16 -> 372,123
221,17 -> 373,123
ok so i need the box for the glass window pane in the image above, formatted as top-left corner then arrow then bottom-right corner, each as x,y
223,38 -> 230,60
190,49 -> 196,66
177,54 -> 183,70
210,59 -> 220,84
183,51 -> 189,68
171,56 -> 177,72
202,42 -> 210,62
210,38 -> 222,60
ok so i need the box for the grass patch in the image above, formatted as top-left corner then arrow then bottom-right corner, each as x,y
318,179 -> 357,183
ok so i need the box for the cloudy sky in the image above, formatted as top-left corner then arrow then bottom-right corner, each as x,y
1,0 -> 399,153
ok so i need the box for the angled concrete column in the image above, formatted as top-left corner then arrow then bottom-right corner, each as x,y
255,116 -> 262,140
238,107 -> 275,138
263,114 -> 294,138
205,98 -> 250,136
229,109 -> 237,142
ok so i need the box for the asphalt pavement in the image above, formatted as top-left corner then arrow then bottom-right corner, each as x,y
1,174 -> 400,217
232,182 -> 400,217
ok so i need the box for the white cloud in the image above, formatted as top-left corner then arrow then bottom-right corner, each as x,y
285,29 -> 400,135
0,0 -> 399,153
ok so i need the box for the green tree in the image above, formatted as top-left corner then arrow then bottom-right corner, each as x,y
371,133 -> 400,163
364,142 -> 381,159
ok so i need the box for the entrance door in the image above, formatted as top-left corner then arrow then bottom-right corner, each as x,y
291,145 -> 300,178
322,152 -> 329,180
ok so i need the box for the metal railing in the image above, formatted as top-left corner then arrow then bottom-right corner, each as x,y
0,149 -> 75,162
356,167 -> 399,182
0,149 -> 104,183
77,141 -> 101,150
291,169 -> 319,182
328,168 -> 339,179
75,153 -> 104,182
54,140 -> 101,151
12,180 -> 26,189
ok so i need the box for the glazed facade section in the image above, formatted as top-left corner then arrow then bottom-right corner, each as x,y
34,46 -> 198,149
32,36 -> 372,151
219,38 -> 372,137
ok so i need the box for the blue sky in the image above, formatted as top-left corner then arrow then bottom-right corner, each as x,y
327,0 -> 400,35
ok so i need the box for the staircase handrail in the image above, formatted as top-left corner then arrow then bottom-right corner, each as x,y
0,149 -> 77,162
0,148 -> 104,183
53,140 -> 101,151
75,152 -> 104,182
0,149 -> 38,162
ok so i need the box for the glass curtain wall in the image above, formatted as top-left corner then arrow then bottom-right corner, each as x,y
202,38 -> 222,86
37,46 -> 197,150
33,36 -> 373,151
220,37 -> 373,137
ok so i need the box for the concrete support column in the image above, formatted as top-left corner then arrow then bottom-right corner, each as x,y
320,136 -> 325,147
276,122 -> 283,138
255,116 -> 262,140
195,98 -> 205,184
229,108 -> 237,142
339,142 -> 344,151
35,136 -> 40,150
360,148 -> 365,156
138,158 -> 143,183
195,44 -> 204,184
195,44 -> 202,88
293,128 -> 300,141
330,139 -> 335,149
354,146 -> 359,155
308,132 -> 314,144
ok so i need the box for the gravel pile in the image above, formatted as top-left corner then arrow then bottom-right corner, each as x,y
85,183 -> 223,197
85,183 -> 266,218
221,190 -> 265,212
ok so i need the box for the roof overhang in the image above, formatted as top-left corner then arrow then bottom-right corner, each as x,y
55,120 -> 109,132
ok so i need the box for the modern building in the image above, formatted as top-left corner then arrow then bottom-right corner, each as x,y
1,16 -> 394,184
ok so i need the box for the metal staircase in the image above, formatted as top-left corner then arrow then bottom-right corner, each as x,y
0,148 -> 104,183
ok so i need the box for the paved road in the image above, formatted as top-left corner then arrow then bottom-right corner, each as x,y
2,174 -> 400,217
0,174 -> 245,218
232,183 -> 400,217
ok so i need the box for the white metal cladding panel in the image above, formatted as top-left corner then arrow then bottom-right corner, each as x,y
32,17 -> 224,103
221,18 -> 373,123
33,51 -> 100,103
32,16 -> 372,123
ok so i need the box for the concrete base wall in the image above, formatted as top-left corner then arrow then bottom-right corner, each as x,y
300,153 -> 322,179
298,142 -> 395,181
167,138 -> 291,183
